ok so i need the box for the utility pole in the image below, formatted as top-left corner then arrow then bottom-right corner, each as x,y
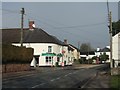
107,0 -> 113,69
20,8 -> 25,47
109,11 -> 113,69
87,43 -> 89,64
77,41 -> 80,60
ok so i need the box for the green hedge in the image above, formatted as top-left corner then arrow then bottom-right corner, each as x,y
2,44 -> 34,64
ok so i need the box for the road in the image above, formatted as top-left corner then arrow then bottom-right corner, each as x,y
2,64 -> 109,88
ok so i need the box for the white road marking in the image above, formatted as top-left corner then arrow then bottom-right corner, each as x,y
50,79 -> 56,82
68,73 -> 72,75
73,71 -> 78,74
56,77 -> 61,80
31,83 -> 45,88
64,72 -> 73,77
65,74 -> 68,77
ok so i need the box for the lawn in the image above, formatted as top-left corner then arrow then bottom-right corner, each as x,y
110,75 -> 120,89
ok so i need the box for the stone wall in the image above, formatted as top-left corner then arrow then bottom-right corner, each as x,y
2,64 -> 31,73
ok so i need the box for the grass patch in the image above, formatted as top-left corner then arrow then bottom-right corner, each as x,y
110,75 -> 120,89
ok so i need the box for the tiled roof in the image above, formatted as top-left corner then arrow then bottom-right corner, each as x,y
2,28 -> 65,45
99,47 -> 110,52
80,51 -> 95,55
68,45 -> 74,51
68,44 -> 80,51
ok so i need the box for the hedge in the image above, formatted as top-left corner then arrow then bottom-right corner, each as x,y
2,44 -> 34,64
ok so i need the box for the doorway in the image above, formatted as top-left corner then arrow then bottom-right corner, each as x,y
34,55 -> 40,66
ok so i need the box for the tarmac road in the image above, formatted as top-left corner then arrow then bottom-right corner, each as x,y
2,64 -> 109,88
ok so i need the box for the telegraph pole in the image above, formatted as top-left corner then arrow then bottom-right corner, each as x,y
107,0 -> 113,69
20,8 -> 25,47
109,11 -> 113,69
77,41 -> 80,60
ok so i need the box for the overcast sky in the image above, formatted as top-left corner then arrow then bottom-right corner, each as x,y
2,2 -> 119,48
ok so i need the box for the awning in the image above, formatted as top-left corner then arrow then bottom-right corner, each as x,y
57,53 -> 63,57
42,53 -> 56,56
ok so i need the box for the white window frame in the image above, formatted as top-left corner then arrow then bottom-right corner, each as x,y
48,46 -> 52,53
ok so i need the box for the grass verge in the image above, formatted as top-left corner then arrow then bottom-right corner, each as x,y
110,75 -> 120,89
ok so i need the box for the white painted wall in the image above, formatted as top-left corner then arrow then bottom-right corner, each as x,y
68,45 -> 80,60
13,43 -> 73,66
73,49 -> 78,60
112,32 -> 120,67
95,52 -> 110,62
68,51 -> 74,65
80,55 -> 95,60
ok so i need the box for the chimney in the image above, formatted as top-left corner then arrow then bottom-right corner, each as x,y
29,20 -> 35,31
97,48 -> 100,52
64,39 -> 67,45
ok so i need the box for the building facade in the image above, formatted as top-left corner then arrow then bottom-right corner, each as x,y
95,46 -> 110,63
112,32 -> 120,67
2,28 -> 75,67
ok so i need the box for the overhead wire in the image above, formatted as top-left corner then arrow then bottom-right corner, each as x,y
0,8 -> 20,14
1,8 -> 108,45
23,11 -> 109,45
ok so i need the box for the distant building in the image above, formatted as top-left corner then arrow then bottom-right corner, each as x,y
95,46 -> 110,63
80,51 -> 95,60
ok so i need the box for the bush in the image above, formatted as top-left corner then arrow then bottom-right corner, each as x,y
79,58 -> 86,64
2,44 -> 34,64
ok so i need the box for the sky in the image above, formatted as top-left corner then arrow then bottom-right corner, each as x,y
1,1 -> 119,49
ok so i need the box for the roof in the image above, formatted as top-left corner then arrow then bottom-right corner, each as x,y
95,47 -> 110,52
68,45 -> 74,51
2,28 -> 65,45
99,47 -> 110,52
68,44 -> 80,51
80,51 -> 95,55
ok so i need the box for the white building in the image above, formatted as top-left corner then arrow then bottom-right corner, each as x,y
68,44 -> 80,60
80,51 -> 95,59
95,46 -> 110,63
2,28 -> 74,67
112,32 -> 120,67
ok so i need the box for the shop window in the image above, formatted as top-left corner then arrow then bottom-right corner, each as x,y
46,56 -> 52,63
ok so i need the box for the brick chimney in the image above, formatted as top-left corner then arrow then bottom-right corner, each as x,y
64,39 -> 67,45
29,21 -> 35,30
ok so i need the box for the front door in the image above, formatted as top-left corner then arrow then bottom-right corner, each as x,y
34,55 -> 40,66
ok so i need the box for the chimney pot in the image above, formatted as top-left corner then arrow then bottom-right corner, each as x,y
29,21 -> 35,30
64,39 -> 67,44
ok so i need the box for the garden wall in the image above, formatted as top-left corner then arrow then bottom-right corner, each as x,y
2,64 -> 31,73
